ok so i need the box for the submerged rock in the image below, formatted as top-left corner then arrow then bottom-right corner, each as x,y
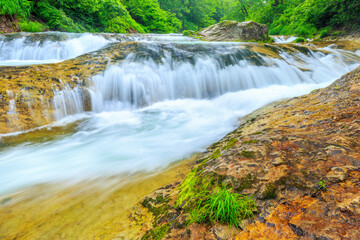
197,20 -> 270,42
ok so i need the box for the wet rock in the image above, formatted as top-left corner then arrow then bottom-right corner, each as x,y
272,157 -> 284,166
197,21 -> 269,42
326,166 -> 358,183
288,223 -> 305,236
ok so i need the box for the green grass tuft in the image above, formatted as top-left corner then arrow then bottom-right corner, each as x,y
188,187 -> 256,227
317,180 -> 327,190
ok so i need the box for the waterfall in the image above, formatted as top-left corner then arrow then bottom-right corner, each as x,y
0,33 -> 194,66
0,32 -> 113,64
52,41 -> 360,119
0,33 -> 359,194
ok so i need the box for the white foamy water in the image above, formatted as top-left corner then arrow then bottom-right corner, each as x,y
273,35 -> 298,43
0,33 -> 359,194
0,32 -> 113,64
0,32 -> 194,66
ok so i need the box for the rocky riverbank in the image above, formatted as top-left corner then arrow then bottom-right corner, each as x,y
130,66 -> 360,239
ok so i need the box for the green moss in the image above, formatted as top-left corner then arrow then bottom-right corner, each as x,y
240,151 -> 256,159
238,174 -> 258,191
263,183 -> 277,199
219,20 -> 236,28
211,148 -> 222,159
301,170 -> 308,178
194,35 -> 204,41
142,223 -> 170,240
152,224 -> 170,240
141,195 -> 171,225
224,138 -> 239,150
182,30 -> 196,37
242,140 -> 259,144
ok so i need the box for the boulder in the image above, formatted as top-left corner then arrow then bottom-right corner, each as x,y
197,20 -> 269,42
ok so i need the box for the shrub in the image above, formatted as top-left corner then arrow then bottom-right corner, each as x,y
19,20 -> 45,32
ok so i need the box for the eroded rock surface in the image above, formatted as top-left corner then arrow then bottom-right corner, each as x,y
132,67 -> 360,239
0,42 -> 135,133
197,21 -> 269,42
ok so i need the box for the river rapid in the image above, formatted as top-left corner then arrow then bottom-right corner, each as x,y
0,32 -> 359,195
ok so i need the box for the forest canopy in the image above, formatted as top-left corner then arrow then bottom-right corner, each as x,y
0,0 -> 359,36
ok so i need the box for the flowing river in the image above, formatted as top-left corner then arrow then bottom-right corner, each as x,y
0,32 -> 360,196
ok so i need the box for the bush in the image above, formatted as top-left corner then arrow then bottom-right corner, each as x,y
34,2 -> 85,32
122,0 -> 181,33
33,0 -> 145,33
293,37 -> 306,43
19,20 -> 45,32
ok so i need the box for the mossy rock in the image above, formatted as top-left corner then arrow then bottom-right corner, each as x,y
197,20 -> 270,42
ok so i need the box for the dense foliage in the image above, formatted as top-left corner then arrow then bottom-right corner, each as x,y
220,0 -> 360,37
122,0 -> 181,33
0,0 -> 359,35
0,0 -> 32,17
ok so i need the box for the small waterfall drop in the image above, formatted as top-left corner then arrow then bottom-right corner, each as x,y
0,33 -> 359,194
52,42 -> 360,118
0,32 -> 113,64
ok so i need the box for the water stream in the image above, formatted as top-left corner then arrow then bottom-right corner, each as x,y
0,33 -> 359,195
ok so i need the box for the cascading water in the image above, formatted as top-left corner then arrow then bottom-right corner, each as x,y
0,33 -> 359,194
0,32 -> 114,66
0,32 -> 194,66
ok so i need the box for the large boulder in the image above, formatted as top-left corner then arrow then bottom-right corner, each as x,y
197,20 -> 269,42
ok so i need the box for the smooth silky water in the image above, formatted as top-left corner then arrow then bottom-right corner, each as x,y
0,33 -> 359,239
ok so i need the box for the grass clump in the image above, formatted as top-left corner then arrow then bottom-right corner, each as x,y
176,169 -> 256,228
188,187 -> 256,227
